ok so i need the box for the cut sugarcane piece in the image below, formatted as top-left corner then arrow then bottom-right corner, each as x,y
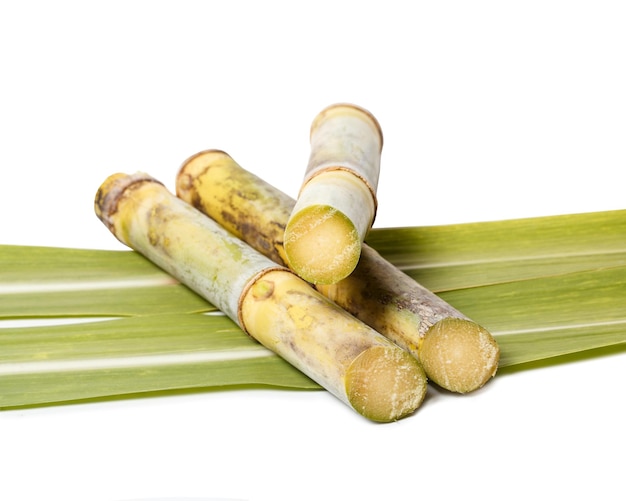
95,172 -> 427,422
284,169 -> 373,285
240,269 -> 426,422
176,150 -> 500,393
284,103 -> 382,285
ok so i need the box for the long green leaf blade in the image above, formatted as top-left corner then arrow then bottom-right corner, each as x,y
0,314 -> 319,408
0,245 -> 214,318
0,285 -> 215,318
495,321 -> 626,368
367,209 -> 626,291
0,245 -> 165,282
440,266 -> 626,333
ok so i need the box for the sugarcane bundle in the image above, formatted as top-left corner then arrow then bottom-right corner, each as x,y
176,149 -> 500,393
2,102 -> 624,419
94,172 -> 427,422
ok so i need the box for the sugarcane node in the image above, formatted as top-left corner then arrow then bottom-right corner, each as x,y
418,318 -> 500,394
305,103 -> 383,192
238,269 -> 428,422
94,172 -> 163,236
300,165 -> 379,220
237,267 -> 287,335
249,277 -> 275,300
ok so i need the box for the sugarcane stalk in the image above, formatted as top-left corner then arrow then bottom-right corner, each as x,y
283,103 -> 382,285
95,172 -> 427,421
176,150 -> 500,393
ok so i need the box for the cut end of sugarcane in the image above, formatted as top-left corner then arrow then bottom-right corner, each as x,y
284,204 -> 361,285
345,345 -> 427,423
418,318 -> 500,394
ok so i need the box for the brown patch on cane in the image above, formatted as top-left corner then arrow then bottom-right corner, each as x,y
176,149 -> 230,208
94,173 -> 162,238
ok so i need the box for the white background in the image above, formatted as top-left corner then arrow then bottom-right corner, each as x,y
1,1 -> 625,500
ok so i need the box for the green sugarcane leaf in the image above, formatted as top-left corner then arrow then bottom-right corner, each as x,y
1,208 -> 625,408
0,313 -> 319,409
0,285 -> 215,318
0,245 -> 213,318
1,245 -> 165,281
367,209 -> 626,291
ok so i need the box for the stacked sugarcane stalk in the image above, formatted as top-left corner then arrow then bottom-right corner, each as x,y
92,104 -> 500,422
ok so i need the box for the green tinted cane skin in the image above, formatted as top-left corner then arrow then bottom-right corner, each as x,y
176,151 -> 500,393
95,172 -> 427,421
